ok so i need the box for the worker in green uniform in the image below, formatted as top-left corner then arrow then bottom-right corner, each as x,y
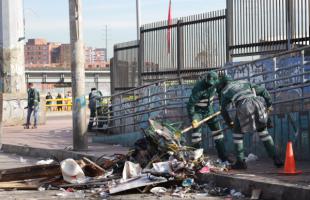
217,75 -> 283,169
187,71 -> 229,162
88,88 -> 104,131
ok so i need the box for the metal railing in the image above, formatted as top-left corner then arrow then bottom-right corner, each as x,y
99,46 -> 310,132
98,45 -> 310,159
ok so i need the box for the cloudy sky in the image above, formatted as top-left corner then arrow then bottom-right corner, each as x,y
24,0 -> 226,58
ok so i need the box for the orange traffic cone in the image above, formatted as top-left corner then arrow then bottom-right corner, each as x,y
280,141 -> 302,175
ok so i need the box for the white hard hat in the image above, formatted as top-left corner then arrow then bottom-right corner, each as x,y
60,158 -> 86,184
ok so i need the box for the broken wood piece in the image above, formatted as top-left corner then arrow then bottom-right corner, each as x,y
59,181 -> 109,189
0,164 -> 61,182
0,181 -> 39,190
82,157 -> 105,177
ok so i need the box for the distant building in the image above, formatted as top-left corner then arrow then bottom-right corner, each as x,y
24,39 -> 54,67
91,48 -> 107,68
59,44 -> 71,68
25,38 -> 108,69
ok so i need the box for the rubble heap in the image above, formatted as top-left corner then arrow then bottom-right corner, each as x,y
0,119 -> 246,199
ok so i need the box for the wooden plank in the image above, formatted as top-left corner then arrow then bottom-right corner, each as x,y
82,157 -> 105,177
0,164 -> 61,182
0,182 -> 39,190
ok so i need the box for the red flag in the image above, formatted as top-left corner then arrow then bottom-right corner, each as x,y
167,0 -> 172,54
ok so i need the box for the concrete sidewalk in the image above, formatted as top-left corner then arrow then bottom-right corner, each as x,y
199,160 -> 310,200
2,116 -> 129,160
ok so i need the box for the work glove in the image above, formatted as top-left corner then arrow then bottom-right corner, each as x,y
267,117 -> 273,128
192,120 -> 199,129
228,121 -> 234,129
266,106 -> 273,114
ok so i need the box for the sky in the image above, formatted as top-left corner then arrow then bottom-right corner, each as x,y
24,0 -> 226,59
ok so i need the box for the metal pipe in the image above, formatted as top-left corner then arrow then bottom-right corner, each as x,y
136,0 -> 141,40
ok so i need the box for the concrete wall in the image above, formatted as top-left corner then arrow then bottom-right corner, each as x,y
0,0 -> 26,94
3,94 -> 46,126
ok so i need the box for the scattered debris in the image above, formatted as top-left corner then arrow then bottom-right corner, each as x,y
172,187 -> 190,198
109,175 -> 167,194
151,161 -> 171,174
60,159 -> 86,184
150,187 -> 167,196
251,188 -> 262,199
182,178 -> 194,187
121,161 -> 142,182
56,188 -> 85,198
36,159 -> 54,165
245,153 -> 258,163
82,157 -> 105,177
230,189 -> 245,198
19,157 -> 27,163
198,166 -> 210,174
0,119 -> 248,199
0,163 -> 61,182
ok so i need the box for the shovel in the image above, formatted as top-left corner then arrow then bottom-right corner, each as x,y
175,111 -> 221,139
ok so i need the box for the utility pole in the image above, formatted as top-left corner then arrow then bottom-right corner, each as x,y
136,0 -> 141,40
69,0 -> 87,150
105,25 -> 108,62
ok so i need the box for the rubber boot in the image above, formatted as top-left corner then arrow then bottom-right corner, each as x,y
262,138 -> 283,168
231,143 -> 247,169
192,142 -> 202,149
231,159 -> 247,169
214,139 -> 231,163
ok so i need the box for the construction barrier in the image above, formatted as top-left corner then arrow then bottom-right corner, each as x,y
45,97 -> 111,112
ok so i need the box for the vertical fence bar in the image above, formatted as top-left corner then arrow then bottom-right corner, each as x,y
286,0 -> 292,50
138,28 -> 144,86
177,20 -> 184,82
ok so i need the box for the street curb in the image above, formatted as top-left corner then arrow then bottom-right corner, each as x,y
198,173 -> 310,200
2,144 -> 309,199
1,144 -> 99,161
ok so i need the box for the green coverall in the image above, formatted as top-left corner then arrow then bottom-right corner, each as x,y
88,90 -> 104,130
220,79 -> 282,167
187,73 -> 227,161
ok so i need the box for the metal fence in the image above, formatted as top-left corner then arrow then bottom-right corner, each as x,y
141,10 -> 227,83
111,0 -> 310,93
228,0 -> 310,57
100,46 -> 310,160
112,41 -> 139,94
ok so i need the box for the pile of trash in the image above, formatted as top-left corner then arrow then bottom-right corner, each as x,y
0,119 -> 246,199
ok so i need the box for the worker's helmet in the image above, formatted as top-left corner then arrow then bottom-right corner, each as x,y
204,71 -> 219,87
217,71 -> 232,92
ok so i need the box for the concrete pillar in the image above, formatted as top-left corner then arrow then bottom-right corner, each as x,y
0,0 -> 26,94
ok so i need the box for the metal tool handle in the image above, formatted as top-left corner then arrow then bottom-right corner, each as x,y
181,111 -> 221,134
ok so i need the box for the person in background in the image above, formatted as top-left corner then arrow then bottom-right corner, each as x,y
56,93 -> 63,111
45,92 -> 53,112
26,83 -> 40,129
88,88 -> 103,131
65,91 -> 72,111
